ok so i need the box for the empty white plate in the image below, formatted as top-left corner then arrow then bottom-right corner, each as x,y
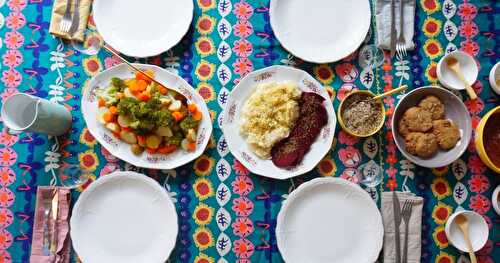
276,177 -> 383,263
270,0 -> 371,63
93,0 -> 193,57
70,171 -> 178,263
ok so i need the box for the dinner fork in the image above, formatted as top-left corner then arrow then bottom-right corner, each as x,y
395,0 -> 407,59
58,0 -> 73,33
401,200 -> 414,263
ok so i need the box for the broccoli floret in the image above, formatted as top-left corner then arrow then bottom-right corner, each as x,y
111,77 -> 126,90
166,132 -> 183,146
151,110 -> 173,127
117,97 -> 139,116
179,116 -> 199,132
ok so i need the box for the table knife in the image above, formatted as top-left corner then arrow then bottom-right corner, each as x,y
393,191 -> 402,263
390,0 -> 396,57
50,189 -> 59,253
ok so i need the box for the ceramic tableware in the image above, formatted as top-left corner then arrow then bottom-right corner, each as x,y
392,86 -> 472,168
222,65 -> 336,179
93,0 -> 193,57
492,185 -> 500,216
81,63 -> 212,170
70,171 -> 178,263
489,61 -> 500,95
337,90 -> 385,137
475,106 -> 500,174
270,0 -> 371,63
437,51 -> 478,93
445,210 -> 488,253
1,93 -> 72,136
276,177 -> 384,263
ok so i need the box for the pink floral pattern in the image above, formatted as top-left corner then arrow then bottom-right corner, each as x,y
338,146 -> 361,168
233,20 -> 253,38
233,2 -> 253,19
232,176 -> 253,196
4,31 -> 24,49
0,129 -> 18,147
233,239 -> 255,258
7,0 -> 27,11
232,39 -> 253,57
0,168 -> 15,187
232,197 -> 254,217
2,50 -> 23,68
1,69 -> 22,88
232,217 -> 254,238
0,148 -> 17,167
232,58 -> 253,76
5,12 -> 26,30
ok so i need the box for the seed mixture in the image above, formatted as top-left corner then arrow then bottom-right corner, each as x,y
342,94 -> 383,136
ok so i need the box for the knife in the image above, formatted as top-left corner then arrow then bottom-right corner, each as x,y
50,189 -> 59,253
393,191 -> 402,263
390,0 -> 396,57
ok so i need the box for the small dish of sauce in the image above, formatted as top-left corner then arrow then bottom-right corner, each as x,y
484,113 -> 500,167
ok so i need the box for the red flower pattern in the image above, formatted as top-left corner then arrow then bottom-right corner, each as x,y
0,148 -> 16,166
233,239 -> 255,258
232,57 -> 253,76
232,217 -> 254,238
232,197 -> 254,217
233,2 -> 253,20
469,194 -> 490,215
468,155 -> 487,174
232,176 -> 253,196
233,39 -> 253,57
0,129 -> 18,147
338,131 -> 359,146
233,20 -> 253,38
468,174 -> 489,194
233,160 -> 250,176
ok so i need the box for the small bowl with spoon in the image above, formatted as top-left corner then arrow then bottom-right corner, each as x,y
445,210 -> 488,262
437,51 -> 478,100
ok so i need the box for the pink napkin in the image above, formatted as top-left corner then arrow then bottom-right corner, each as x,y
30,186 -> 71,263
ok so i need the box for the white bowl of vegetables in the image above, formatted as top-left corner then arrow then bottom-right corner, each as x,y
82,63 -> 212,169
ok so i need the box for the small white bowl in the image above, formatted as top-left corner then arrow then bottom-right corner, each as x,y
437,51 -> 478,91
489,62 -> 500,95
445,210 -> 488,252
493,185 -> 500,216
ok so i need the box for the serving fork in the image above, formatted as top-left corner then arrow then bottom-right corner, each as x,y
58,0 -> 73,33
401,200 -> 414,263
395,0 -> 407,59
42,195 -> 52,256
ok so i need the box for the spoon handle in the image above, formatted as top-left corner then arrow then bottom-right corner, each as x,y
372,85 -> 408,100
454,69 -> 478,100
462,226 -> 477,263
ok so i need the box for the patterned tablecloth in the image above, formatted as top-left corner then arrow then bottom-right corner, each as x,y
0,0 -> 498,262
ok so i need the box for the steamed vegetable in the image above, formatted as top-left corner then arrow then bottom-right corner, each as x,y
96,72 -> 203,155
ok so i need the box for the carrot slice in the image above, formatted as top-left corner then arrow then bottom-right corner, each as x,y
103,111 -> 114,123
136,80 -> 148,92
187,104 -> 198,114
146,147 -> 157,154
138,91 -> 151,102
98,98 -> 106,107
158,86 -> 168,95
186,141 -> 196,152
158,145 -> 177,154
172,111 -> 184,121
135,70 -> 154,83
108,106 -> 118,115
192,110 -> 202,121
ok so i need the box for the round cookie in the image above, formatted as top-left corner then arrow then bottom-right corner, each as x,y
405,132 -> 438,158
418,95 -> 445,120
401,107 -> 433,132
398,118 -> 411,137
433,119 -> 461,150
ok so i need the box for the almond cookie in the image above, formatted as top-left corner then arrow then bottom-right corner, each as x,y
401,106 -> 433,132
405,132 -> 438,158
418,95 -> 445,120
433,119 -> 461,150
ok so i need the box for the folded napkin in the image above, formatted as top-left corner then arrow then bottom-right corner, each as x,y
30,187 -> 71,263
375,0 -> 416,51
49,0 -> 92,42
381,191 -> 423,263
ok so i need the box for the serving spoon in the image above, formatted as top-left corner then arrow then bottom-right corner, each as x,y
454,214 -> 477,263
445,57 -> 477,100
372,85 -> 408,100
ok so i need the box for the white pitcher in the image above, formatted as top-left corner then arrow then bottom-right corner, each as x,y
1,93 -> 72,136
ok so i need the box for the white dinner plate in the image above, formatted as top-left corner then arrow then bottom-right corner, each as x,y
276,177 -> 384,263
222,65 -> 336,179
70,171 -> 178,263
270,0 -> 371,63
82,63 -> 212,170
93,0 -> 193,57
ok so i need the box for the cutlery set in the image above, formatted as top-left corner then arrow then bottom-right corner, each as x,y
393,192 -> 414,263
42,190 -> 59,257
390,0 -> 407,58
58,0 -> 79,34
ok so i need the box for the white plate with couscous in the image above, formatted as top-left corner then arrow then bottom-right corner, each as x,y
222,65 -> 336,179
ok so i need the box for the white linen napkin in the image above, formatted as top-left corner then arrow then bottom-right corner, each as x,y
375,0 -> 416,51
381,191 -> 423,263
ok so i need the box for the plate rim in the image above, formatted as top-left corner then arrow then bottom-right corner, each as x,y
81,63 -> 213,170
70,171 -> 178,262
276,177 -> 384,263
222,65 -> 336,179
92,0 -> 194,58
269,0 -> 371,63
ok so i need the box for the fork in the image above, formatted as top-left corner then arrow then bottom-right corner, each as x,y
58,0 -> 73,33
395,0 -> 407,59
401,200 -> 414,263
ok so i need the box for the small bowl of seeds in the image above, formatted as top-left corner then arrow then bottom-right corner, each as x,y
337,90 -> 385,137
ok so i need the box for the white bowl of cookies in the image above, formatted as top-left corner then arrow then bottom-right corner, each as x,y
392,86 -> 472,168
